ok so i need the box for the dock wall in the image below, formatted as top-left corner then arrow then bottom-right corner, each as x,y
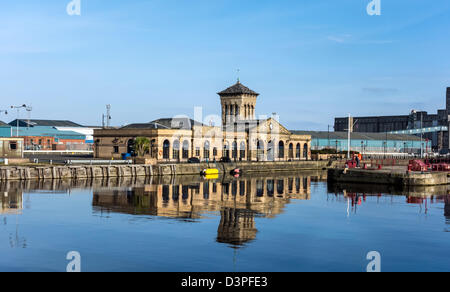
0,160 -> 331,181
328,168 -> 449,186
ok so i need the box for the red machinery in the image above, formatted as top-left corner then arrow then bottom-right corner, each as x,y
408,160 -> 428,172
345,160 -> 357,169
409,159 -> 450,172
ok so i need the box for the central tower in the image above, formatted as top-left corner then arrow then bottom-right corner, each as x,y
218,81 -> 259,125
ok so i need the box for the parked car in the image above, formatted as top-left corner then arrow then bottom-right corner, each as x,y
187,157 -> 201,163
220,157 -> 232,163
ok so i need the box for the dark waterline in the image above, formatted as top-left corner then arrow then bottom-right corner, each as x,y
0,172 -> 449,272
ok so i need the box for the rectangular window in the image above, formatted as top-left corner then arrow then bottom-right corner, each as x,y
113,146 -> 119,153
195,147 -> 200,157
9,142 -> 17,150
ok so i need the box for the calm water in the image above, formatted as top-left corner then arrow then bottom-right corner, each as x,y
0,171 -> 449,272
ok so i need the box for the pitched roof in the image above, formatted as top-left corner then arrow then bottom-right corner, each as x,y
8,119 -> 83,127
218,81 -> 259,96
121,118 -> 203,130
0,121 -> 10,127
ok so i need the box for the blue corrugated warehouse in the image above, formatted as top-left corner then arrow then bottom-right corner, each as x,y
0,121 -> 12,137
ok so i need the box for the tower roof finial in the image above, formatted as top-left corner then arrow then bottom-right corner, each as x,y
237,68 -> 240,83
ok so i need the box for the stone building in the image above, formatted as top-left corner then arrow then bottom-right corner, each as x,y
94,81 -> 311,162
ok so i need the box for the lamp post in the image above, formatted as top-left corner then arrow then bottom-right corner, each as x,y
11,104 -> 27,137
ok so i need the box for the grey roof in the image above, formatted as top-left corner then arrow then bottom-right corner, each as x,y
9,119 -> 83,127
291,131 -> 423,141
218,81 -> 259,96
0,121 -> 10,127
121,118 -> 203,130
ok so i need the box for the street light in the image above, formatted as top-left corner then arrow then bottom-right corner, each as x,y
11,104 -> 27,137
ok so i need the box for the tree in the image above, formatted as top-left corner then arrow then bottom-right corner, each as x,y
134,137 -> 150,157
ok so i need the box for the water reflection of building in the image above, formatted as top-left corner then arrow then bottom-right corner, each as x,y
92,174 -> 314,248
217,208 -> 257,247
328,182 -> 450,219
0,190 -> 23,215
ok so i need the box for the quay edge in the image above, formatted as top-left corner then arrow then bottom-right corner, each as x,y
328,168 -> 450,186
0,160 -> 333,181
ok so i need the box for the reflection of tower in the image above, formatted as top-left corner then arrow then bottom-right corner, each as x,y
217,208 -> 257,247
1,190 -> 23,215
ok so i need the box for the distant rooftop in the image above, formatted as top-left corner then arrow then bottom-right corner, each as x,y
291,130 -> 423,141
9,119 -> 83,128
121,118 -> 203,130
218,81 -> 259,97
0,121 -> 10,127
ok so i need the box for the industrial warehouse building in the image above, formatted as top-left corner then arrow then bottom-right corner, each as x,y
292,131 -> 425,156
94,81 -> 312,162
1,119 -> 98,151
334,87 -> 450,153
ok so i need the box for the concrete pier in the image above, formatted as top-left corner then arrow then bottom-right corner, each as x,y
328,168 -> 450,186
0,160 -> 332,181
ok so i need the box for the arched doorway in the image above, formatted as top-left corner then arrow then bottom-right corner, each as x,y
163,140 -> 170,159
257,140 -> 264,161
289,143 -> 294,160
267,140 -> 274,161
303,143 -> 308,160
204,140 -> 210,160
182,140 -> 189,159
127,139 -> 135,156
173,140 -> 180,161
296,143 -> 301,159
239,142 -> 246,160
223,142 -> 230,158
278,141 -> 285,160
232,141 -> 238,160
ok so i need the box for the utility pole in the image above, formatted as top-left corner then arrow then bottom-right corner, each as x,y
106,105 -> 111,128
420,112 -> 423,158
347,113 -> 351,159
11,104 -> 27,137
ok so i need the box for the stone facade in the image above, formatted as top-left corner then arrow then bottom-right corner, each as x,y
94,82 -> 312,162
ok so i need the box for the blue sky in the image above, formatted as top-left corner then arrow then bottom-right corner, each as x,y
1,0 -> 450,130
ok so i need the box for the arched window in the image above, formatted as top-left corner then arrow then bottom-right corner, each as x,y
257,140 -> 264,161
173,140 -> 180,160
239,142 -> 246,160
163,140 -> 170,159
303,143 -> 308,159
225,104 -> 228,116
223,141 -> 230,158
182,140 -> 189,159
232,141 -> 238,159
278,141 -> 285,160
204,140 -> 210,159
289,143 -> 294,159
267,140 -> 274,161
296,143 -> 301,159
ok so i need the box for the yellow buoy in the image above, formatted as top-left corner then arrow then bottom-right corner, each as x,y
201,168 -> 219,176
